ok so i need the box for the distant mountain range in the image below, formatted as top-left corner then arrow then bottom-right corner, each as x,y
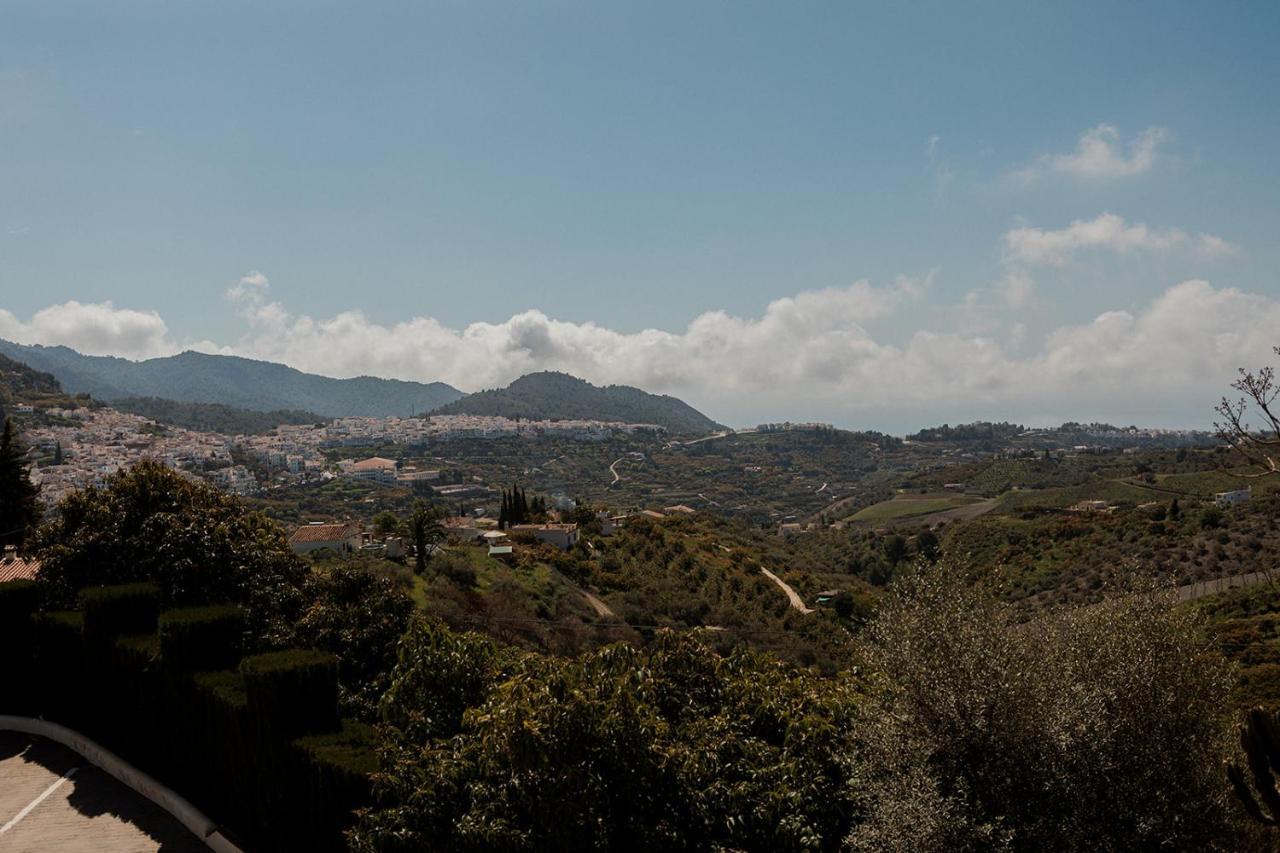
0,341 -> 721,433
0,341 -> 463,418
431,371 -> 724,434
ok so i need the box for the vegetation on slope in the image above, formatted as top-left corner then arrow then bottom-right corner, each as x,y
0,340 -> 463,417
431,370 -> 724,434
111,395 -> 326,434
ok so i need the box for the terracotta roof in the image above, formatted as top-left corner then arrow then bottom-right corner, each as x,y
289,522 -> 361,544
352,457 -> 397,471
0,554 -> 41,583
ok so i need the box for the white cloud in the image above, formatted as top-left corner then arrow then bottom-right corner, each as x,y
997,271 -> 1036,308
4,277 -> 1275,428
1013,124 -> 1169,183
0,300 -> 177,359
1002,213 -> 1236,267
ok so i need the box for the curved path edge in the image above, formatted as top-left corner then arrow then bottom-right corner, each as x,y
0,715 -> 243,853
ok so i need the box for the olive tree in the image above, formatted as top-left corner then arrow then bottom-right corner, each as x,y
848,568 -> 1241,853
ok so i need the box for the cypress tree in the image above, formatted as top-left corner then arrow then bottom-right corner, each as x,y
0,418 -> 41,550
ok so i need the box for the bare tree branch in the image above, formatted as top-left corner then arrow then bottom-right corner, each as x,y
1215,346 -> 1280,478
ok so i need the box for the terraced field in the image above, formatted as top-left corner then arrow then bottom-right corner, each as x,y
849,492 -> 982,523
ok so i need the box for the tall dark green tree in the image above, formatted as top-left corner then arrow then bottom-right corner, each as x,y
0,418 -> 40,550
53,441 -> 63,466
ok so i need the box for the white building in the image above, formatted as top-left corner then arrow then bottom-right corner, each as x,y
510,523 -> 579,551
345,456 -> 398,484
1215,487 -> 1252,508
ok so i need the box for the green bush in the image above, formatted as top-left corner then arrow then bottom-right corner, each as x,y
33,610 -> 84,721
241,649 -> 340,738
159,605 -> 245,672
80,582 -> 160,639
849,569 -> 1241,852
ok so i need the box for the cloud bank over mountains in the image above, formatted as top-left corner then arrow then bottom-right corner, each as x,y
1,273 -> 1274,430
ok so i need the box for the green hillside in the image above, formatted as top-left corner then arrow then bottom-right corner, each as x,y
432,371 -> 724,434
0,340 -> 463,417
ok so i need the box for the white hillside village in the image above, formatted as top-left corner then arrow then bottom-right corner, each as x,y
17,406 -> 665,506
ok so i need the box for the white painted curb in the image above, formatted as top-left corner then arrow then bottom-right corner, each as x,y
0,715 -> 243,853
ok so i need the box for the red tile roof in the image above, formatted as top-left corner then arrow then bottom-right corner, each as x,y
288,522 -> 361,544
0,554 -> 41,583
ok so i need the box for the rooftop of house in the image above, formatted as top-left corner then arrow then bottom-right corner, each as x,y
288,522 -> 362,544
351,456 -> 397,471
0,549 -> 41,583
510,523 -> 579,533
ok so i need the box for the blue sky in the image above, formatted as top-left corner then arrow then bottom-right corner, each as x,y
1,1 -> 1278,429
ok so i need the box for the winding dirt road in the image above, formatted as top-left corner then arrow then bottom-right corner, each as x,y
760,567 -> 814,614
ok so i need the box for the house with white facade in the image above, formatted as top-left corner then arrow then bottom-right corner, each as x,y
1215,487 -> 1252,508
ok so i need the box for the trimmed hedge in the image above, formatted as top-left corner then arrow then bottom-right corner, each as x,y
0,578 -> 42,625
241,649 -> 341,738
0,580 -> 43,713
159,605 -> 245,672
7,586 -> 372,853
80,582 -> 160,639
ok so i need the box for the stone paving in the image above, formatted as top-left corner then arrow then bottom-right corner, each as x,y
0,732 -> 207,852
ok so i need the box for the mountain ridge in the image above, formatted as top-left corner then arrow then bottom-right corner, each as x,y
430,371 -> 724,434
0,340 -> 464,418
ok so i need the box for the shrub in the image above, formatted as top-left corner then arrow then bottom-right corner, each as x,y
159,605 -> 246,672
241,649 -> 340,738
80,582 -> 160,639
849,568 -> 1242,852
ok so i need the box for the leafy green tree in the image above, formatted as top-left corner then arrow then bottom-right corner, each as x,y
409,500 -> 444,575
882,533 -> 908,566
915,529 -> 941,562
286,565 -> 414,720
356,627 -> 862,852
372,510 -> 400,537
35,460 -> 308,640
0,418 -> 40,550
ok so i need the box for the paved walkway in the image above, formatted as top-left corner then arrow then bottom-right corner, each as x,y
0,732 -> 207,852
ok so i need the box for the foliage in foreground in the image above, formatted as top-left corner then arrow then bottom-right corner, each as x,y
352,619 -> 862,852
849,569 -> 1243,852
351,569 -> 1261,853
33,461 -> 411,720
36,460 -> 309,639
